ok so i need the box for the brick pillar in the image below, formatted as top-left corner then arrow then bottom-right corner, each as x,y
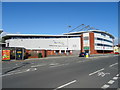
89,32 -> 95,54
81,34 -> 84,52
41,50 -> 45,58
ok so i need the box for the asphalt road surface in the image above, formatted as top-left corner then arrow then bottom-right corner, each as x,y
2,55 -> 119,89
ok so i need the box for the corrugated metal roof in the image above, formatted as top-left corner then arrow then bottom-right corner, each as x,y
2,34 -> 81,37
64,30 -> 114,39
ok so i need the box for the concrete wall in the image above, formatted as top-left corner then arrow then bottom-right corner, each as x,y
5,37 -> 81,50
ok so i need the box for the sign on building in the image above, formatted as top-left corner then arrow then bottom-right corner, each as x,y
2,50 -> 10,60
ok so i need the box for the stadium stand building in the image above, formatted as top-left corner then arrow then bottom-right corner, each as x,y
2,30 -> 114,58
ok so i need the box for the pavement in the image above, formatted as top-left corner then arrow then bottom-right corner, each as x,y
1,54 -> 119,89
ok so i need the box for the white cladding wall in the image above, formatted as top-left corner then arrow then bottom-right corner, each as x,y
6,38 -> 81,50
94,33 -> 113,50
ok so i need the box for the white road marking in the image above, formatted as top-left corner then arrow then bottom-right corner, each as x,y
50,63 -> 70,68
101,74 -> 119,89
1,73 -> 13,77
98,72 -> 110,77
108,80 -> 115,84
116,74 -> 119,77
1,68 -> 37,77
101,84 -> 110,89
26,69 -> 30,71
89,68 -> 104,76
31,64 -> 46,68
109,63 -> 118,67
14,71 -> 28,74
98,72 -> 105,77
50,64 -> 65,68
50,63 -> 59,66
54,80 -> 76,90
113,77 -> 118,80
34,68 -> 37,71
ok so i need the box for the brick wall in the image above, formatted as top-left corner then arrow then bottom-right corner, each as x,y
89,32 -> 95,54
26,50 -> 45,58
81,34 -> 84,52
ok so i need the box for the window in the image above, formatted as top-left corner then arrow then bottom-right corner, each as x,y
96,43 -> 112,47
97,38 -> 103,40
101,33 -> 106,36
96,38 -> 113,43
109,36 -> 113,39
84,37 -> 89,40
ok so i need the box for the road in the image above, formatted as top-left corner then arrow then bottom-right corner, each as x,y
2,55 -> 119,89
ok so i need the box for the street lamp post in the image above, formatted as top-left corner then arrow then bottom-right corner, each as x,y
66,26 -> 71,55
66,24 -> 85,55
0,29 -> 3,90
0,29 -> 3,60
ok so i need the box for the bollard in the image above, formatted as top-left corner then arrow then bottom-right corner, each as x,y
86,53 -> 89,58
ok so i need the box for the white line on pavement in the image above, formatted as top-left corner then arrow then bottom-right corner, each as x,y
1,73 -> 13,77
116,74 -> 119,77
101,84 -> 110,89
89,68 -> 104,76
34,68 -> 37,71
109,63 -> 118,67
26,69 -> 30,71
50,64 -> 67,67
54,80 -> 77,90
101,74 -> 119,89
14,70 -> 28,74
50,63 -> 69,68
1,68 -> 37,77
108,80 -> 115,84
50,63 -> 59,65
31,64 -> 46,68
113,77 -> 118,80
